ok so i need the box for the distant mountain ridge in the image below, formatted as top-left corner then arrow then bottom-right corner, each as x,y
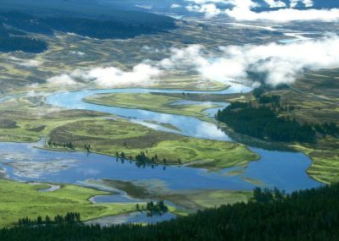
0,0 -> 177,53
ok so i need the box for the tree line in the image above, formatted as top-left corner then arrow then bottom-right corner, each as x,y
0,24 -> 47,53
116,151 -> 182,169
136,201 -> 169,217
216,96 -> 339,143
0,11 -> 176,40
17,213 -> 81,227
216,103 -> 317,143
1,184 -> 339,240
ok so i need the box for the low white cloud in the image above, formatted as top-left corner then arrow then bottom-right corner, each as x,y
213,35 -> 339,86
70,51 -> 86,56
8,57 -> 43,68
19,60 -> 43,68
46,35 -> 339,89
158,44 -> 250,84
225,7 -> 339,22
135,5 -> 153,10
47,74 -> 78,86
185,0 -> 339,22
141,45 -> 161,54
290,0 -> 313,8
186,0 -> 230,4
264,0 -> 287,8
160,45 -> 208,70
187,4 -> 222,18
87,64 -> 163,88
48,63 -> 163,88
158,35 -> 339,86
171,4 -> 182,8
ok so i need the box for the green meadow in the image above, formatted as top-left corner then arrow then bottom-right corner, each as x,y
0,180 -> 138,227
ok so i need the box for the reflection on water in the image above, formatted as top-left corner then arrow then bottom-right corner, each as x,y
85,211 -> 176,227
91,194 -> 140,204
0,129 -> 321,193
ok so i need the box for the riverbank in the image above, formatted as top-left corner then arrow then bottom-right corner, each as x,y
0,180 -> 138,227
85,179 -> 252,211
84,92 -> 222,118
46,118 -> 259,170
0,84 -> 324,227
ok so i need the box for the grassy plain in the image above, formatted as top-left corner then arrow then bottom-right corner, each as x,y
48,118 -> 259,170
0,96 -> 106,143
85,92 -> 221,117
0,94 -> 258,170
292,138 -> 339,184
0,180 -> 138,227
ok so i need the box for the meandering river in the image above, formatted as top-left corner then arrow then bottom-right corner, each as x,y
0,84 -> 322,224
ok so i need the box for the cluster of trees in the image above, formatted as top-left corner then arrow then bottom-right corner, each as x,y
63,142 -> 75,150
135,151 -> 181,166
84,144 -> 91,152
257,94 -> 296,112
258,95 -> 281,104
2,184 -> 339,240
135,151 -> 159,165
314,122 -> 339,137
116,151 -> 182,169
0,24 -> 47,53
136,201 -> 169,217
47,141 -> 75,150
216,103 -> 316,143
17,213 -> 81,227
253,187 -> 286,203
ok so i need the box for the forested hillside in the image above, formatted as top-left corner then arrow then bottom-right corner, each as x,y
215,89 -> 339,143
216,102 -> 317,143
0,11 -> 176,40
0,9 -> 176,53
0,24 -> 47,53
1,184 -> 339,241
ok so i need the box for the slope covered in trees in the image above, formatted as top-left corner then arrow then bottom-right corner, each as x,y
0,24 -> 47,53
0,11 -> 176,40
216,103 -> 317,143
1,184 -> 339,241
216,91 -> 339,143
0,9 -> 176,53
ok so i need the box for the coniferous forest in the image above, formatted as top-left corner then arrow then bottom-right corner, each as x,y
0,24 -> 47,53
0,11 -> 176,40
215,93 -> 339,144
0,10 -> 177,53
216,103 -> 317,143
1,184 -> 339,241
